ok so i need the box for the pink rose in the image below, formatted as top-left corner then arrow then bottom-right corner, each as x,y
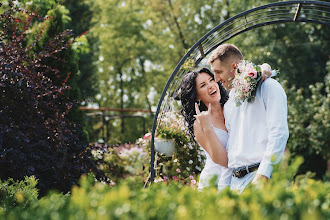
242,87 -> 250,92
248,72 -> 257,78
246,64 -> 257,79
176,168 -> 181,173
172,176 -> 178,181
143,133 -> 151,140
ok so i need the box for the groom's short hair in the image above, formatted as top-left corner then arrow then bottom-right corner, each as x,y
207,44 -> 243,64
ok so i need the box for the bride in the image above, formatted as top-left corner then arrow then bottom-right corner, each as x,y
180,67 -> 232,190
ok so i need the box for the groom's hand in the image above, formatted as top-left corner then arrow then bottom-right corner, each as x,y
260,63 -> 272,81
252,174 -> 269,185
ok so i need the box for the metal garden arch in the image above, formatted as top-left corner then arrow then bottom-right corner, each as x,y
149,0 -> 330,183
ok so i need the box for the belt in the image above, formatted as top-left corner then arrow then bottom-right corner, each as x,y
233,163 -> 260,178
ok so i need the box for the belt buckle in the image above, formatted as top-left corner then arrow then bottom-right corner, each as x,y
234,170 -> 242,178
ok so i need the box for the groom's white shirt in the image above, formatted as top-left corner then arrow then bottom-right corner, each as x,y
224,78 -> 289,178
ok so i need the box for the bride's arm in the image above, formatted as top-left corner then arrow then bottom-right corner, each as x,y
193,118 -> 228,167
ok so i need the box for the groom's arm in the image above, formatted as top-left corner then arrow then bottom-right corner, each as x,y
255,79 -> 289,180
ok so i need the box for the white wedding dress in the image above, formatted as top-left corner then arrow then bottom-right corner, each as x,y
197,125 -> 233,191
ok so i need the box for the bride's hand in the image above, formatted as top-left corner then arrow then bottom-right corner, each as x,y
260,63 -> 272,81
194,103 -> 213,133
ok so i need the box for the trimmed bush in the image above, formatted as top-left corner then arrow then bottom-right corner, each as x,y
1,157 -> 329,219
0,176 -> 39,214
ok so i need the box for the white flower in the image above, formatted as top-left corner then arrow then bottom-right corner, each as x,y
154,178 -> 163,183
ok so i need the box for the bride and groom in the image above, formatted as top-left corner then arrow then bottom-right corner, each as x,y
180,44 -> 289,193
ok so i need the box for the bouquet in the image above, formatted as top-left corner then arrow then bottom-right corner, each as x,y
231,60 -> 266,106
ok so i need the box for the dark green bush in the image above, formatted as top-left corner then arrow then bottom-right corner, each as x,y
0,0 -> 105,196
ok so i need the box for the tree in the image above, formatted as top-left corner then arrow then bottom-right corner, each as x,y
90,0 -> 159,143
282,63 -> 329,179
62,0 -> 99,100
90,0 -> 247,143
18,0 -> 99,101
232,22 -> 330,89
0,1 -> 104,196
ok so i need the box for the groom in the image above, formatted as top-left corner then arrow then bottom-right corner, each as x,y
208,44 -> 289,192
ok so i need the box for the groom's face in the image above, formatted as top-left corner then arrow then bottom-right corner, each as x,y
210,58 -> 236,90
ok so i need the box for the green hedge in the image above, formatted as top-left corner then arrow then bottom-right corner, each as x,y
0,176 -> 39,213
1,157 -> 329,219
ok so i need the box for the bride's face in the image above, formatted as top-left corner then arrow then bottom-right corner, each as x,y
195,72 -> 221,105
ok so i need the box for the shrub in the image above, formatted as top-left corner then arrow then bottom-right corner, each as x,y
0,0 -> 104,196
283,63 -> 329,179
89,143 -> 149,185
0,176 -> 39,214
1,157 -> 329,220
89,144 -> 128,184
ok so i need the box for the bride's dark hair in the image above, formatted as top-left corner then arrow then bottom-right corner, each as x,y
180,67 -> 228,140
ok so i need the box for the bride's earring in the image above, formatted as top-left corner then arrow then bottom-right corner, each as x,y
197,100 -> 201,107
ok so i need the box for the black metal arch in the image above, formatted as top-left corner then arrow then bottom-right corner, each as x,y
149,0 -> 330,182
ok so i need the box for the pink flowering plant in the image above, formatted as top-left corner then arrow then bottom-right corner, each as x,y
156,112 -> 187,140
231,60 -> 263,106
89,143 -> 149,185
137,111 -> 205,186
137,132 -> 152,151
153,171 -> 199,188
